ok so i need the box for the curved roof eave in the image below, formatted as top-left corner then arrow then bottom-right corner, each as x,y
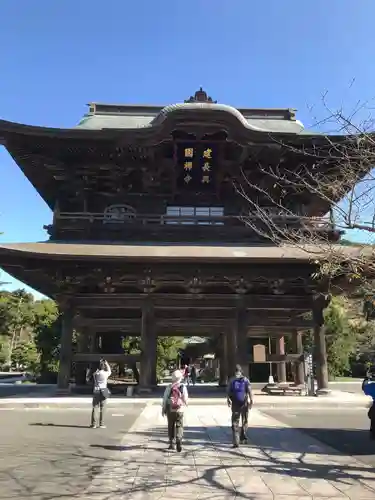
0,119 -> 116,142
151,102 -> 302,134
0,117 -> 311,147
0,242 -> 367,262
0,111 -> 357,145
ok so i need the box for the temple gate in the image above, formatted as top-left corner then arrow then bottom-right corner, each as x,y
0,89 -> 350,393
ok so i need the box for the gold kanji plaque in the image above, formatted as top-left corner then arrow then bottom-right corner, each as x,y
184,147 -> 194,158
203,148 -> 212,159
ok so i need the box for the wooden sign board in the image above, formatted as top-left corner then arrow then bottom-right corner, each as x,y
267,354 -> 304,363
253,344 -> 266,363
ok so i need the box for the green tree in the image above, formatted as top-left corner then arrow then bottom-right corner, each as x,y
324,297 -> 359,378
122,335 -> 184,383
122,336 -> 141,383
0,290 -> 36,370
156,336 -> 184,380
11,340 -> 39,372
122,336 -> 141,355
33,299 -> 60,380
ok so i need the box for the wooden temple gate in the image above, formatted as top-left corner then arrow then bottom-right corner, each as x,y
0,88 -> 355,394
26,255 -> 330,393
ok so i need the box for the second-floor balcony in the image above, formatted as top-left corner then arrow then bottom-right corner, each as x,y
44,206 -> 341,243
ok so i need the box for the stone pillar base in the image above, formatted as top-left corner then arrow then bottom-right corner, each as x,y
137,386 -> 152,394
56,385 -> 72,396
315,388 -> 331,396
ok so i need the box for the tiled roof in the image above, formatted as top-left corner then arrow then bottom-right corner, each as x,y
0,242 -> 368,262
76,102 -> 304,134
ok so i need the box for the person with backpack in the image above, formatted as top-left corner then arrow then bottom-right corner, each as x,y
227,364 -> 253,448
161,369 -> 188,452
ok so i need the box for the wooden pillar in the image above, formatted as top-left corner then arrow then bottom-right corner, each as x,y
57,300 -> 74,392
139,296 -> 154,390
292,330 -> 304,386
85,331 -> 95,382
150,331 -> 157,386
313,295 -> 330,394
276,336 -> 287,383
75,328 -> 90,386
227,328 -> 237,379
219,333 -> 228,387
234,294 -> 249,378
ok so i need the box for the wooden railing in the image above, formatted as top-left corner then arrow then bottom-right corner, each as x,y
55,211 -> 335,229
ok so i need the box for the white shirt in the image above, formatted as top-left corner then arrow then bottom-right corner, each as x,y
93,366 -> 111,392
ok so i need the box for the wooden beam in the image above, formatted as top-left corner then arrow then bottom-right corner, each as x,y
267,353 -> 304,363
248,318 -> 313,329
76,317 -> 139,329
73,353 -> 140,363
74,293 -> 313,311
75,317 -> 312,329
156,309 -> 232,320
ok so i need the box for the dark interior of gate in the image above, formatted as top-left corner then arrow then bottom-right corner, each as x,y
0,88 -> 349,392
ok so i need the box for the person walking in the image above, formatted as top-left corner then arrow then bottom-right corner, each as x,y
90,358 -> 111,429
183,364 -> 190,385
191,365 -> 197,386
227,364 -> 253,448
162,369 -> 188,452
362,371 -> 375,439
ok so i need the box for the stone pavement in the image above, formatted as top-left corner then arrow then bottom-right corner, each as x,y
84,404 -> 375,499
0,389 -> 370,410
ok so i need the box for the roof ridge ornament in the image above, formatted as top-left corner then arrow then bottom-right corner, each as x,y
184,87 -> 217,104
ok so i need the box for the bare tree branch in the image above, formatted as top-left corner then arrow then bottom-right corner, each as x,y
236,96 -> 375,290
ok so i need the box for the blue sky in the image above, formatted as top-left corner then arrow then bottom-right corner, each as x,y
0,0 -> 375,298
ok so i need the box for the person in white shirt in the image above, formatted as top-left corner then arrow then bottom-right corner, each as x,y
162,370 -> 188,451
90,359 -> 111,429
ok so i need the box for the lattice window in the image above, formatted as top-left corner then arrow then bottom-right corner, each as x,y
165,206 -> 224,225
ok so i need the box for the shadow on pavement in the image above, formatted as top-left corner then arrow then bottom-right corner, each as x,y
293,426 -> 375,459
0,404 -> 144,500
90,443 -> 170,453
125,424 -> 375,457
84,424 -> 375,499
5,411 -> 375,498
30,422 -> 90,429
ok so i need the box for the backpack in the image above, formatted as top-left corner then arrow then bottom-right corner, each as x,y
169,383 -> 184,411
230,377 -> 249,406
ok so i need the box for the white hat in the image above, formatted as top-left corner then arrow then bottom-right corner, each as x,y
172,370 -> 183,383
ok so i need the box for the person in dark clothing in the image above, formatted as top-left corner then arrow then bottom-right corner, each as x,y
227,364 -> 253,448
191,365 -> 197,386
362,375 -> 375,439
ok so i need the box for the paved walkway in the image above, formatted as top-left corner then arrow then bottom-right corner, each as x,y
0,390 -> 370,409
85,404 -> 375,499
